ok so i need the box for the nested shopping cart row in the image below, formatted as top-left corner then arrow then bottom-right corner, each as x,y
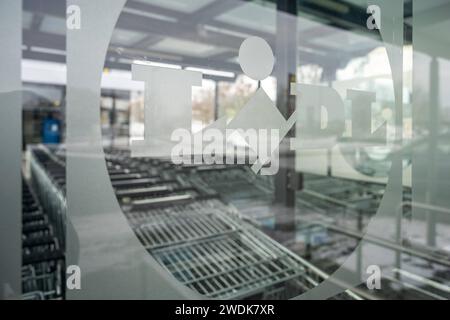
129,200 -> 240,249
22,175 -> 64,300
25,146 -> 362,300
152,231 -> 306,299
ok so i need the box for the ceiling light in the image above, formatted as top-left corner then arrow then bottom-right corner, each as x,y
132,60 -> 181,69
185,67 -> 235,78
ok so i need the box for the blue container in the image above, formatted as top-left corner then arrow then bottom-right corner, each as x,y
42,117 -> 61,144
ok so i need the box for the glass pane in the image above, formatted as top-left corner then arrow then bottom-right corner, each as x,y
1,0 -> 449,301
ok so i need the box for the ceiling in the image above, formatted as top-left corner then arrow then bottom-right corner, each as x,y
22,0 -> 429,83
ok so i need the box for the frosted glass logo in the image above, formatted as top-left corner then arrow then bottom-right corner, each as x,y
130,37 -> 295,175
130,37 -> 384,176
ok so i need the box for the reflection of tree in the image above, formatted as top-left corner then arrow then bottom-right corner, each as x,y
219,75 -> 257,120
297,64 -> 324,84
129,95 -> 144,123
192,86 -> 215,126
